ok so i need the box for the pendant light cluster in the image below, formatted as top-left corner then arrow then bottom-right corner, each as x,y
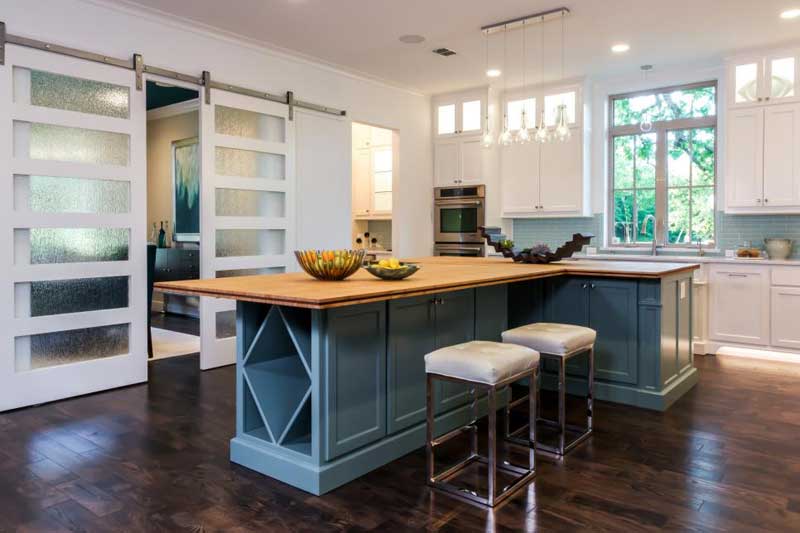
482,8 -> 572,148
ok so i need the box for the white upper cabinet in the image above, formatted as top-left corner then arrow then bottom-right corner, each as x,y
352,125 -> 394,219
726,107 -> 764,208
499,82 -> 589,218
762,104 -> 800,207
352,147 -> 372,217
728,50 -> 799,108
434,135 -> 483,187
725,48 -> 800,214
434,89 -> 486,138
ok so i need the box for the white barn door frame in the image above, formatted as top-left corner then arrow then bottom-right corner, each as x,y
0,45 -> 147,411
199,89 -> 296,370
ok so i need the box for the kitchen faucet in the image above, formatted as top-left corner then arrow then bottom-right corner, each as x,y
640,214 -> 658,256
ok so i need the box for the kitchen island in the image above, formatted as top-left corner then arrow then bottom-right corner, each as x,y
157,258 -> 698,495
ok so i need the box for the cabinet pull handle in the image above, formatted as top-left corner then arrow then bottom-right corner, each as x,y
727,273 -> 749,278
758,97 -> 763,102
591,283 -> 596,289
582,283 -> 588,289
756,198 -> 762,203
764,198 -> 769,203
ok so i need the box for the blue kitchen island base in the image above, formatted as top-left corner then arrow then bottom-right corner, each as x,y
230,273 -> 696,495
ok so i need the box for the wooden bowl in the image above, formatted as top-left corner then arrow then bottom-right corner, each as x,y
364,262 -> 420,280
294,249 -> 365,280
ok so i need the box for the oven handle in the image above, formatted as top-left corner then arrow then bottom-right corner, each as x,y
434,200 -> 483,207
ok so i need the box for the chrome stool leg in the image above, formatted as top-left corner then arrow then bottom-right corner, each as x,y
535,347 -> 595,456
426,369 -> 538,508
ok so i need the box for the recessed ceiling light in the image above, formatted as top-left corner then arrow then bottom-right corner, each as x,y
780,8 -> 800,19
611,43 -> 631,54
486,69 -> 502,78
399,34 -> 426,44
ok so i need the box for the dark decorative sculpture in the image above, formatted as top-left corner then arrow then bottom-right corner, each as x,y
480,227 -> 594,264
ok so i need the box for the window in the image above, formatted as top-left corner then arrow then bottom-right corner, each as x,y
609,82 -> 717,246
507,98 -> 536,131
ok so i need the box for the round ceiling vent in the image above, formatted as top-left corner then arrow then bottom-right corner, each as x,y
398,34 -> 426,44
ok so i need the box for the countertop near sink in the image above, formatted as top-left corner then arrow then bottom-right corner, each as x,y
571,253 -> 800,266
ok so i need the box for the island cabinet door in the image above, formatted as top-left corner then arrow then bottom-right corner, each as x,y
588,279 -> 639,385
545,278 -> 590,376
387,296 -> 437,434
434,289 -> 476,414
324,302 -> 387,461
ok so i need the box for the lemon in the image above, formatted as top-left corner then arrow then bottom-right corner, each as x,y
378,259 -> 390,268
389,258 -> 400,269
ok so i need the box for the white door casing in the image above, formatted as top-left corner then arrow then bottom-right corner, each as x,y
198,90 -> 295,370
0,45 -> 147,411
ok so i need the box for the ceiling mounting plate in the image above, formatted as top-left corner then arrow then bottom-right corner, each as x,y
481,7 -> 571,35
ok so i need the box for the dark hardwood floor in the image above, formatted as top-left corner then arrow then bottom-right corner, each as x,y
150,311 -> 199,337
2,353 -> 800,532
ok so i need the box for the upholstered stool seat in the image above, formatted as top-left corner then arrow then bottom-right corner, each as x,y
502,323 -> 596,456
424,341 -> 540,385
502,323 -> 596,356
424,340 -> 540,508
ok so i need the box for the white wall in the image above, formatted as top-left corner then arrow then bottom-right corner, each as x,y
146,110 -> 198,238
3,0 -> 433,257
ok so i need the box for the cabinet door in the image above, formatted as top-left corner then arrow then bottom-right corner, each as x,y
459,137 -> 483,185
763,103 -> 800,207
387,296 -> 437,434
325,302 -> 387,460
726,108 -> 764,208
352,148 -> 372,216
539,131 -> 582,213
545,277 -> 590,326
766,54 -> 798,103
434,289 -> 475,414
771,287 -> 800,349
708,266 -> 770,346
589,279 -> 639,385
501,142 -> 540,215
434,139 -> 461,187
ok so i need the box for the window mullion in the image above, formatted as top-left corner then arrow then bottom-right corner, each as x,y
655,127 -> 667,246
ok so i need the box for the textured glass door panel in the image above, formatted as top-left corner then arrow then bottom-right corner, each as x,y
215,147 -> 285,179
216,310 -> 237,339
15,67 -> 130,118
15,323 -> 129,371
437,104 -> 455,135
215,188 -> 285,217
16,276 -> 128,318
215,105 -> 285,142
15,175 -> 130,214
215,229 -> 285,257
461,100 -> 482,132
771,57 -> 795,98
735,63 -> 759,103
18,228 -> 129,264
216,266 -> 285,278
16,122 -> 130,166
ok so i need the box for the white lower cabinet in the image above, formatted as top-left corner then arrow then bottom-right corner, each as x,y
770,287 -> 800,349
708,264 -> 770,346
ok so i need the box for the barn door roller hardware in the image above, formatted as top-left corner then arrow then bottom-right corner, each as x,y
0,22 -> 346,119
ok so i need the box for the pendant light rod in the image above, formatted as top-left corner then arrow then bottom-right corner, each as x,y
481,7 -> 570,35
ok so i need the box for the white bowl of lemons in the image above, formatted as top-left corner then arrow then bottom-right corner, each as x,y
364,257 -> 420,280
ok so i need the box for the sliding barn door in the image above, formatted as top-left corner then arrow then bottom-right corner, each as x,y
0,46 -> 147,411
199,91 -> 295,370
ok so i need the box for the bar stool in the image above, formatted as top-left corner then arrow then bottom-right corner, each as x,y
502,323 -> 596,456
424,340 -> 540,508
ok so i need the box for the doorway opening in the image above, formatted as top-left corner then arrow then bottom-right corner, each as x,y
351,122 -> 397,260
145,80 -> 201,360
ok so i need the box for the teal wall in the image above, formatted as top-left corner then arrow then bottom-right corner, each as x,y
513,212 -> 800,258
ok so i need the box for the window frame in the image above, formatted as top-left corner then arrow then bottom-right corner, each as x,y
607,80 -> 718,248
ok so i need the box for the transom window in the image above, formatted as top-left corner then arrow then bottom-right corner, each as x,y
609,82 -> 717,247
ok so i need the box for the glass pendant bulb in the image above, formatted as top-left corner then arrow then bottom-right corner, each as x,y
482,128 -> 494,148
553,104 -> 571,142
499,126 -> 513,146
533,110 -> 549,143
515,110 -> 531,144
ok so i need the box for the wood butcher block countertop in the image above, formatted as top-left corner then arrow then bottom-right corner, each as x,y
155,257 -> 699,309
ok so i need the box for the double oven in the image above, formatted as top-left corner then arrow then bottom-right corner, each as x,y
433,185 -> 485,257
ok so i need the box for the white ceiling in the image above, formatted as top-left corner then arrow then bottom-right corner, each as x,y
114,0 -> 800,94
